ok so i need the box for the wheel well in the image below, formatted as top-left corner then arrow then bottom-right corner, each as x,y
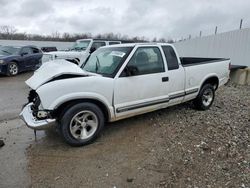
53,99 -> 110,122
202,76 -> 219,90
10,60 -> 18,64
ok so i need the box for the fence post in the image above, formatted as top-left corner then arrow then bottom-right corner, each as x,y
240,19 -> 243,29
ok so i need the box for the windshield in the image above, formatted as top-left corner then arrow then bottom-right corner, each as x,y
0,46 -> 20,55
82,47 -> 132,77
71,40 -> 91,51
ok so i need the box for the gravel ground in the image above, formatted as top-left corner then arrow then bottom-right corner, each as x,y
133,83 -> 250,188
0,83 -> 249,188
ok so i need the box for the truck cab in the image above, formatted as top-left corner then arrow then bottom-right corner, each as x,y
43,39 -> 121,66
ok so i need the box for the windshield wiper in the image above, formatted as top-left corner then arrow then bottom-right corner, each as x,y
95,56 -> 100,73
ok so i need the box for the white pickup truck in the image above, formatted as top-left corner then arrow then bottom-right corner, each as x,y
43,39 -> 121,66
20,43 -> 230,146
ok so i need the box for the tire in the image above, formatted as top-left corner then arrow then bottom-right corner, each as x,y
60,102 -> 105,146
8,62 -> 19,76
193,84 -> 215,110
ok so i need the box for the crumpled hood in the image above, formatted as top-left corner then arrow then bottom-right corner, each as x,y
26,59 -> 98,90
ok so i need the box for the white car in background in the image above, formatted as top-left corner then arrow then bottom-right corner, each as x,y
42,39 -> 121,66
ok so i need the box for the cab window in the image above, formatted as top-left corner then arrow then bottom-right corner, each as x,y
91,42 -> 106,50
109,42 -> 120,45
162,46 -> 179,70
32,47 -> 40,53
125,47 -> 164,76
20,47 -> 32,55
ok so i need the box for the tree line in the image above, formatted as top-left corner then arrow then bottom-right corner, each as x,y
0,25 -> 174,43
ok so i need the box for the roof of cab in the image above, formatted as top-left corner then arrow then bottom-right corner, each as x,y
103,42 -> 173,48
76,38 -> 121,42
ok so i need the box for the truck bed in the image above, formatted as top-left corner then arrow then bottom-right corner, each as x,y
181,57 -> 230,100
180,57 -> 229,66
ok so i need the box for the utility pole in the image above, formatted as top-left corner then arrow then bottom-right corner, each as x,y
199,31 -> 202,37
189,34 -> 191,39
215,26 -> 218,35
239,19 -> 243,29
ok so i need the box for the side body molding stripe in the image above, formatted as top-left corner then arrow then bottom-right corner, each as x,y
116,88 -> 199,113
185,88 -> 199,95
116,98 -> 170,113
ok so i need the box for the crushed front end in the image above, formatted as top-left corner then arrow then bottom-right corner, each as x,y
19,90 -> 56,130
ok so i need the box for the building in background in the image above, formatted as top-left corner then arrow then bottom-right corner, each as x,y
174,28 -> 250,67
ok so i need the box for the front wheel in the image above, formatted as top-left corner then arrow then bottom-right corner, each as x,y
60,103 -> 105,146
193,84 -> 215,110
8,62 -> 19,76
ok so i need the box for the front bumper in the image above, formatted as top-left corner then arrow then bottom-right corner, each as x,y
19,103 -> 56,130
0,64 -> 8,75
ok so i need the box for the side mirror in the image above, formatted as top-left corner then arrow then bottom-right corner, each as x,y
124,65 -> 139,76
90,47 -> 96,53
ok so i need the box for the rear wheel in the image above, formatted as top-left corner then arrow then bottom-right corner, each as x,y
8,62 -> 19,76
193,84 -> 215,110
60,102 -> 104,146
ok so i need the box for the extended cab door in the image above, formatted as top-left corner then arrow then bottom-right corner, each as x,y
161,45 -> 185,105
113,46 -> 171,119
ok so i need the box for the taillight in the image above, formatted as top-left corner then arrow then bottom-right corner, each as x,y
229,62 -> 231,70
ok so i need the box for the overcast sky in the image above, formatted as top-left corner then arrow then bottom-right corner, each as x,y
0,0 -> 250,40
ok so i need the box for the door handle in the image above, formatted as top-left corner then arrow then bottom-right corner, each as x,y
162,77 -> 169,82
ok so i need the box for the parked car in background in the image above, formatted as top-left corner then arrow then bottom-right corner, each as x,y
43,39 -> 122,66
41,47 -> 57,53
0,45 -> 42,76
20,43 -> 230,146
